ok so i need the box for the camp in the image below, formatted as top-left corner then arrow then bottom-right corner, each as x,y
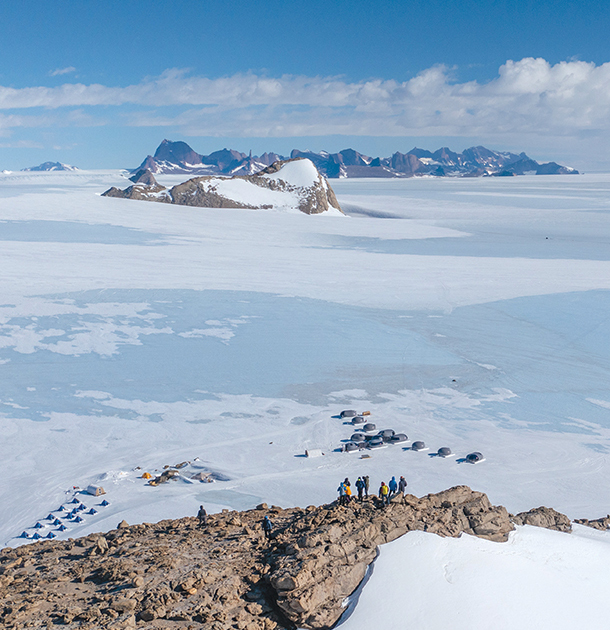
85,485 -> 106,496
378,429 -> 395,442
305,449 -> 324,458
412,441 -> 428,451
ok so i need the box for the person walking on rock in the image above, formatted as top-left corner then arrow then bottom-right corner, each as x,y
345,482 -> 352,503
388,476 -> 398,500
197,505 -> 207,528
379,481 -> 390,506
363,475 -> 369,498
355,477 -> 365,502
398,476 -> 408,503
337,481 -> 346,506
262,515 -> 273,540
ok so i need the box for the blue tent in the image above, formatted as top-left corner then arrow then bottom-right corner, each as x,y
87,508 -> 97,515
74,516 -> 84,523
46,532 -> 56,539
100,500 -> 109,506
69,498 -> 80,504
78,504 -> 86,511
46,514 -> 55,520
57,505 -> 65,511
53,519 -> 62,526
20,531 -> 29,538
57,524 -> 68,532
32,532 -> 41,540
34,522 -> 44,529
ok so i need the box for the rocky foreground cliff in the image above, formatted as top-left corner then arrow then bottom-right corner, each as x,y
0,486 -> 575,630
103,158 -> 343,215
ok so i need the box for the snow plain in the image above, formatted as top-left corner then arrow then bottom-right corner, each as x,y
1,169 -> 610,626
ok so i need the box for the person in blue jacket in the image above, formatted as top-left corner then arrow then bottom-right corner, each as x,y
355,477 -> 365,502
262,515 -> 273,539
388,476 -> 398,499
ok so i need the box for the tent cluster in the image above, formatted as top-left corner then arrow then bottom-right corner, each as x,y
17,495 -> 110,542
342,413 -> 408,453
339,409 -> 484,462
144,459 -> 222,487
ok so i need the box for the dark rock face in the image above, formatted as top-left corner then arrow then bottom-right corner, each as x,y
511,506 -> 572,532
154,139 -> 203,167
0,486 -> 515,630
128,169 -> 158,186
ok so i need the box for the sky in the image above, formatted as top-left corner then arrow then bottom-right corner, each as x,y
1,0 -> 610,170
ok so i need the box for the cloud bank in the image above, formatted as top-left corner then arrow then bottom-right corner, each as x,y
2,58 -> 610,144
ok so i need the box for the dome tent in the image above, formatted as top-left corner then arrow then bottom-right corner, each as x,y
363,423 -> 376,433
340,409 -> 357,418
351,416 -> 365,425
378,429 -> 395,442
437,447 -> 453,457
412,441 -> 427,451
466,451 -> 485,463
345,442 -> 360,452
351,433 -> 366,442
391,433 -> 408,443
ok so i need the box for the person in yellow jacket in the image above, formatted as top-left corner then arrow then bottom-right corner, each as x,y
379,481 -> 390,506
345,483 -> 352,503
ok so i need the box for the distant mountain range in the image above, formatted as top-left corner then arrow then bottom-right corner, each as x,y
134,140 -> 578,178
22,161 -> 78,172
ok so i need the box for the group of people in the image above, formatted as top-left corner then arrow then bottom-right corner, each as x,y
338,474 -> 407,506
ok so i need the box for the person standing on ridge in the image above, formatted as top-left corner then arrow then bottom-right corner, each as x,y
388,476 -> 398,500
338,481 -> 346,505
197,505 -> 207,528
363,475 -> 370,498
379,481 -> 390,506
262,515 -> 273,540
356,476 -> 365,502
398,476 -> 408,503
345,482 -> 352,503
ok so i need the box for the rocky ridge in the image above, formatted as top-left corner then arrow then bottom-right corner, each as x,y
133,139 -> 578,179
103,159 -> 343,215
1,485 -> 591,630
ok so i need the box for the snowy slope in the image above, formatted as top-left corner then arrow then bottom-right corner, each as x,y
1,169 -> 610,626
340,525 -> 610,629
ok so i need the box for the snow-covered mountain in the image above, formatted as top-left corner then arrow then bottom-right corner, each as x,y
133,140 -> 578,178
22,161 -> 79,172
105,158 -> 343,215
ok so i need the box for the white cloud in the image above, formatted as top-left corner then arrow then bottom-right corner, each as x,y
49,66 -> 76,77
2,58 -> 610,144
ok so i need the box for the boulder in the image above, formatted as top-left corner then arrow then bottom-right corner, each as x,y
512,506 -> 572,532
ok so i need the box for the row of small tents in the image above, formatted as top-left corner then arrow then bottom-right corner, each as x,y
339,410 -> 484,462
19,496 -> 110,540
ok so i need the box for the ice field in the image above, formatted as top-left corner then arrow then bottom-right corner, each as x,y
1,169 -> 610,625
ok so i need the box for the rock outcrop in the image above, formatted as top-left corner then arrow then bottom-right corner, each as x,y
0,486 -> 518,630
574,515 -> 610,531
102,158 -> 343,215
511,506 -> 572,532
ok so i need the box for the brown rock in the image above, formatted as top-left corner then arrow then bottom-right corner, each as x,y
512,506 -> 572,532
